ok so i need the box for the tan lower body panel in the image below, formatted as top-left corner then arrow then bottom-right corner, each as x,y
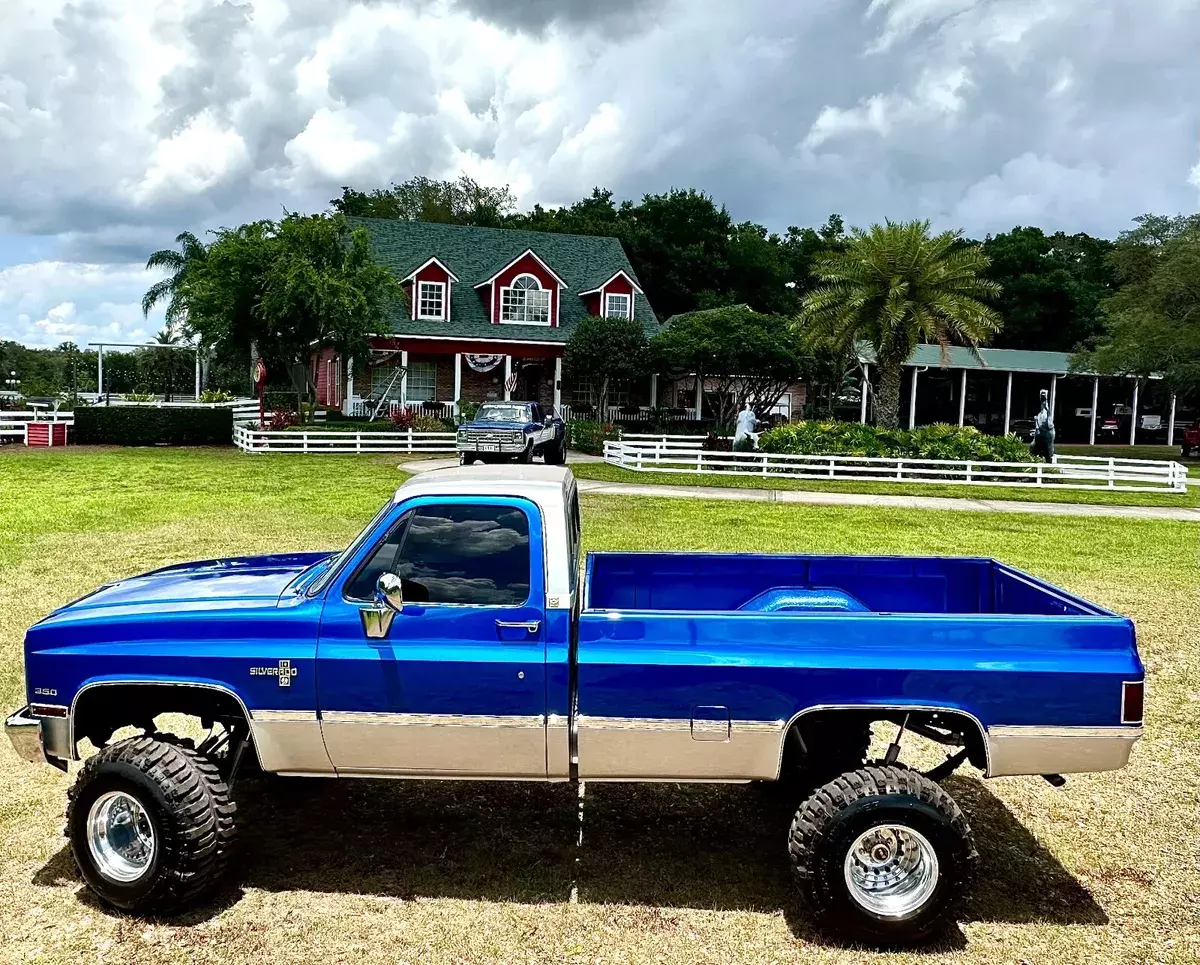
320,712 -> 548,777
249,711 -> 333,774
576,716 -> 784,781
986,725 -> 1141,777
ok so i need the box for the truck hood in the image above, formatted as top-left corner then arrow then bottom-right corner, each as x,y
38,552 -> 334,624
463,420 -> 531,432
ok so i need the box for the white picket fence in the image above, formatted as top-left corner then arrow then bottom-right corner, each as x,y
604,439 -> 1189,493
0,410 -> 75,439
233,424 -> 457,454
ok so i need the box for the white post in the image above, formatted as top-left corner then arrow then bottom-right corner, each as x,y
503,356 -> 512,401
1003,371 -> 1013,436
400,351 -> 409,407
860,364 -> 869,424
957,369 -> 967,427
908,368 -> 919,429
1090,377 -> 1099,445
343,357 -> 354,416
1167,392 -> 1177,447
454,353 -> 463,416
554,356 -> 563,412
650,372 -> 658,409
1129,379 -> 1139,446
194,350 -> 201,400
1049,375 -> 1057,422
97,346 -> 104,400
694,374 -> 703,418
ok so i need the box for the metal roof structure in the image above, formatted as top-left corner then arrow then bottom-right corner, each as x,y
855,343 -> 1142,378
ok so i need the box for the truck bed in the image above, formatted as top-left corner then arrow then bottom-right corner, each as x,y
574,552 -> 1142,782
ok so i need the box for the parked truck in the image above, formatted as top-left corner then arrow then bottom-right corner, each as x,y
7,466 -> 1144,945
456,400 -> 566,465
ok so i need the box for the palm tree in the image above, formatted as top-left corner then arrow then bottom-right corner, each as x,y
802,220 -> 1002,429
142,231 -> 206,331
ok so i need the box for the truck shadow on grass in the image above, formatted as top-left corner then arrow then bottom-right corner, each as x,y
35,773 -> 1105,942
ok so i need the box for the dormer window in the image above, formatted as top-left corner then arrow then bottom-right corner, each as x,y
500,274 -> 551,325
417,281 -> 446,320
604,292 -> 631,319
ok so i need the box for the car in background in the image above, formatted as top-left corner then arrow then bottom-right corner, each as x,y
457,401 -> 566,465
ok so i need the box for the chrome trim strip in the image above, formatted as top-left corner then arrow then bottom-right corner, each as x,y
253,709 -> 318,722
321,712 -> 545,728
986,725 -> 1142,777
547,713 -> 571,780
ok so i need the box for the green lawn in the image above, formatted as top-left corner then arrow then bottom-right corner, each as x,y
0,447 -> 1197,964
570,460 -> 1200,507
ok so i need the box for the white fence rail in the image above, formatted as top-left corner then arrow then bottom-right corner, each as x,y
0,410 -> 75,438
604,441 -> 1189,493
234,424 -> 456,454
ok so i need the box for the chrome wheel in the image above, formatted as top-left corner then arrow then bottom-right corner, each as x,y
86,791 -> 156,883
843,824 -> 938,918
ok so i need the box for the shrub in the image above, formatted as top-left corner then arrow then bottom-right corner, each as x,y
122,392 -> 154,402
267,408 -> 300,431
758,421 -> 1034,463
568,420 -> 620,455
414,413 -> 451,432
390,408 -> 415,430
75,406 -> 233,446
199,388 -> 235,403
456,400 -> 480,425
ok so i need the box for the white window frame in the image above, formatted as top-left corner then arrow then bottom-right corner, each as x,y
406,361 -> 437,402
499,273 -> 552,326
416,281 -> 446,321
603,291 -> 632,319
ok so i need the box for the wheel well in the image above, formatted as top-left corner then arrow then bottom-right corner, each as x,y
782,707 -> 989,775
71,683 -> 251,756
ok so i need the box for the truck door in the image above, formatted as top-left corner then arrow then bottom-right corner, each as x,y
316,496 -> 548,777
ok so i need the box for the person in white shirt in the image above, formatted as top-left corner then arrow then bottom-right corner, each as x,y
733,402 -> 758,452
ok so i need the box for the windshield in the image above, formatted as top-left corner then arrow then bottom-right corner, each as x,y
476,404 -> 532,423
306,497 -> 394,596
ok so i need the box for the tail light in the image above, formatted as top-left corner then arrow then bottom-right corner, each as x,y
1121,681 -> 1144,724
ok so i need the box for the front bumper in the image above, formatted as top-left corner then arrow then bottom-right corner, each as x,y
456,438 -> 528,454
6,705 -> 70,769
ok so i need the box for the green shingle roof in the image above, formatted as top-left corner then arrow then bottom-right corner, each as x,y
352,218 -> 660,343
856,343 -> 1085,375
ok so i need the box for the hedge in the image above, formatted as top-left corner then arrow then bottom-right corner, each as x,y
757,421 -> 1034,463
74,406 -> 233,446
567,420 -> 621,455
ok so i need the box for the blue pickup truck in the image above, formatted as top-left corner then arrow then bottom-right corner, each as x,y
7,466 -> 1143,945
456,400 -> 566,465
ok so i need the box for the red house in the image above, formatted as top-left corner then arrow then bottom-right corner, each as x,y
312,220 -> 659,419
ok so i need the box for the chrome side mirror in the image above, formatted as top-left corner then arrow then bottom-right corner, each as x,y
361,573 -> 404,639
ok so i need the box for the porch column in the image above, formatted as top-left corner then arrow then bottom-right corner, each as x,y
1089,377 -> 1099,445
1003,371 -> 1013,436
554,356 -> 563,412
503,355 -> 512,401
1129,379 -> 1139,445
649,372 -> 658,409
1168,392 -> 1177,447
343,357 -> 354,416
860,364 -> 869,424
400,351 -> 409,406
194,350 -> 201,400
1049,375 -> 1058,422
694,374 -> 703,419
957,369 -> 967,427
453,353 -> 463,416
908,368 -> 919,429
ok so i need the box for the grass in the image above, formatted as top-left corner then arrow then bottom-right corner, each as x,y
569,461 -> 1200,508
0,447 -> 1197,964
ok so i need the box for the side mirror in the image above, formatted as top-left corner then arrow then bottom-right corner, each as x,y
361,573 -> 404,639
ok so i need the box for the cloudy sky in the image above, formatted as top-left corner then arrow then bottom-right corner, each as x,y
1,0 -> 1198,348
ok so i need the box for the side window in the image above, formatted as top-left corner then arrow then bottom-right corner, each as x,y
530,403 -> 542,423
349,503 -> 531,606
344,511 -> 412,601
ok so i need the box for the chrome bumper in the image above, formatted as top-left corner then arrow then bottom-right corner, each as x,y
6,705 -> 70,769
457,441 -> 527,454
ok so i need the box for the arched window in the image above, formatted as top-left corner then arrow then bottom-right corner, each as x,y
500,273 -> 551,325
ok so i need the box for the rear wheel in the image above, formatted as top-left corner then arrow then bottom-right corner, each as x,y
66,736 -> 236,915
788,765 -> 975,947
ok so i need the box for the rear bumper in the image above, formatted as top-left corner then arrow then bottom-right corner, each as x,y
5,705 -> 70,769
987,725 -> 1142,777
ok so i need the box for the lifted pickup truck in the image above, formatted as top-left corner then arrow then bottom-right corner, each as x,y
456,400 -> 566,465
7,466 -> 1144,945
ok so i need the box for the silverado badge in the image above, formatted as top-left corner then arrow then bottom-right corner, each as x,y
250,660 -> 298,687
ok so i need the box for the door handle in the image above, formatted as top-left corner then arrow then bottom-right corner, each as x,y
495,620 -> 540,634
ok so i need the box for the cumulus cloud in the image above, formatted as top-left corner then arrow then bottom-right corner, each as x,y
0,0 -> 1198,346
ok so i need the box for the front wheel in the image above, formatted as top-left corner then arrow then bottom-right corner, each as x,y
788,765 -> 975,947
544,433 -> 567,465
518,442 -> 535,464
66,736 -> 237,915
